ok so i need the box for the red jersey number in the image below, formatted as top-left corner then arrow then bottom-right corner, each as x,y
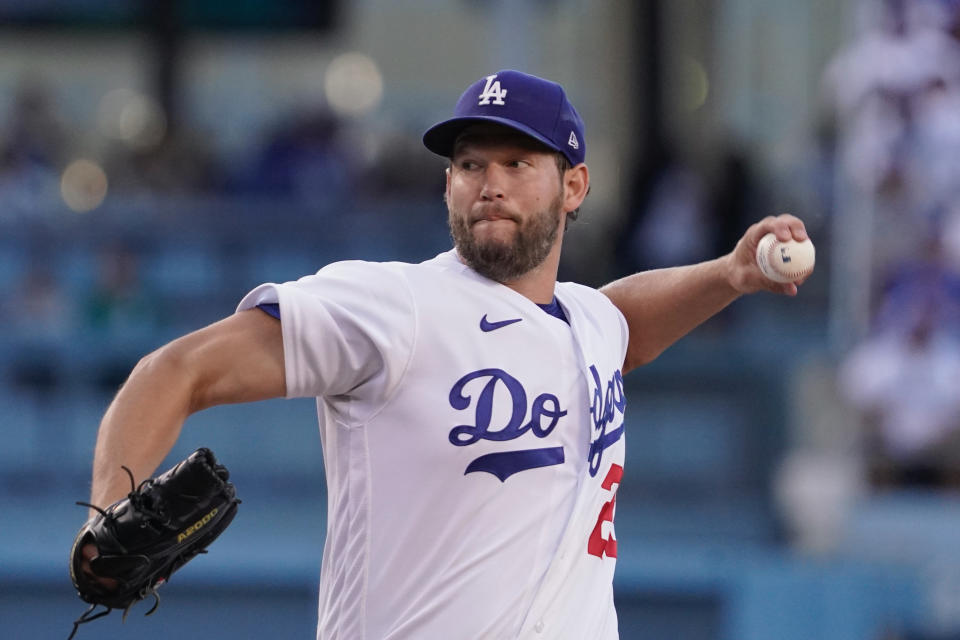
587,463 -> 623,558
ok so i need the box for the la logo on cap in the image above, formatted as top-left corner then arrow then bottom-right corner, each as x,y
478,74 -> 507,106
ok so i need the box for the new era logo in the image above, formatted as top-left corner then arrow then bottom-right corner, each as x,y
568,131 -> 579,150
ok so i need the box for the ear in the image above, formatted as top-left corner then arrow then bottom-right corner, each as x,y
444,166 -> 452,204
562,163 -> 589,213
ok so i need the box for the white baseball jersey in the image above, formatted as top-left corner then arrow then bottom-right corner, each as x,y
237,249 -> 629,640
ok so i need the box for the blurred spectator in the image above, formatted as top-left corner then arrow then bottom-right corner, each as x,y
617,146 -> 713,273
946,201 -> 960,270
4,256 -> 73,392
822,0 -> 960,267
0,76 -> 72,215
629,158 -> 712,270
355,126 -> 446,201
873,231 -> 960,333
707,141 -> 764,260
240,106 -> 441,205
84,244 -> 160,336
615,138 -> 763,303
0,76 -> 70,173
827,2 -> 960,490
243,106 -> 352,204
839,241 -> 960,488
82,244 -> 162,390
912,79 -> 960,207
103,128 -> 223,197
126,132 -> 222,195
8,260 -> 73,339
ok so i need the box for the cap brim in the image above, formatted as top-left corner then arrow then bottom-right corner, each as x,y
422,116 -> 562,159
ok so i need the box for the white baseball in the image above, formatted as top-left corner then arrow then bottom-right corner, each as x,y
755,233 -> 815,283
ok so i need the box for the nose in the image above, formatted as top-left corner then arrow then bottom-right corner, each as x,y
479,165 -> 506,201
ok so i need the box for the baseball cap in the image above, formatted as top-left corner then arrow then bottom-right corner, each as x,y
423,70 -> 586,166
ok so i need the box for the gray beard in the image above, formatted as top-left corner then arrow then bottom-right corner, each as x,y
448,196 -> 563,282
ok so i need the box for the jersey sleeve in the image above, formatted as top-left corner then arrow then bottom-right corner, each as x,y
560,281 -> 630,369
237,261 -> 415,412
600,290 -> 629,370
612,298 -> 629,368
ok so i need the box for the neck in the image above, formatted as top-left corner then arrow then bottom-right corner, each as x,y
498,242 -> 562,305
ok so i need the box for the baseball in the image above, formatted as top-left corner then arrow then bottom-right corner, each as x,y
755,233 -> 815,283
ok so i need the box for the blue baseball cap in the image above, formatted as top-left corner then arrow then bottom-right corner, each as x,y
423,70 -> 586,166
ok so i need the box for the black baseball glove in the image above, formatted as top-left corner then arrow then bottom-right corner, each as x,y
68,447 -> 240,639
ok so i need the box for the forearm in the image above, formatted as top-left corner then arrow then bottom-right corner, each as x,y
90,347 -> 194,509
603,215 -> 813,372
88,310 -> 286,509
601,255 -> 740,372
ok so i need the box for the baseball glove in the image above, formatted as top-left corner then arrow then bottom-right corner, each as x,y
67,447 -> 240,639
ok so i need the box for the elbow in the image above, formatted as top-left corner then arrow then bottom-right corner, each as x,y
126,349 -> 168,390
131,346 -> 170,374
131,342 -> 185,382
128,340 -> 204,415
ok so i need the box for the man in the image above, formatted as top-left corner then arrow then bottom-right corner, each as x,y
84,70 -> 809,639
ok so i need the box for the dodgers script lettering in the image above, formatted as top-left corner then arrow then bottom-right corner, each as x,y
587,365 -> 626,477
449,368 -> 566,445
448,368 -> 567,481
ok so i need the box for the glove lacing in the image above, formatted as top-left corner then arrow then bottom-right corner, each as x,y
68,466 -> 165,639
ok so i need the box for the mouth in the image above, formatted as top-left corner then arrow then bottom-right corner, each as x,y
470,205 -> 519,226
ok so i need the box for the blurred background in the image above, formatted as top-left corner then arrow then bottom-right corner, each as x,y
3,0 -> 960,638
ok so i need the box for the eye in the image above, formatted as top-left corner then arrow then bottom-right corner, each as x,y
506,159 -> 532,169
458,159 -> 480,171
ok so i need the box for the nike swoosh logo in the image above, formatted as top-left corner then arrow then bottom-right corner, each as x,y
480,315 -> 523,332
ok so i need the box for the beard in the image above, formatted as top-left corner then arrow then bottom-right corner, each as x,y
448,193 -> 564,283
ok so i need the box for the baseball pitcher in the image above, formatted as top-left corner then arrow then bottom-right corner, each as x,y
74,70 -> 810,639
